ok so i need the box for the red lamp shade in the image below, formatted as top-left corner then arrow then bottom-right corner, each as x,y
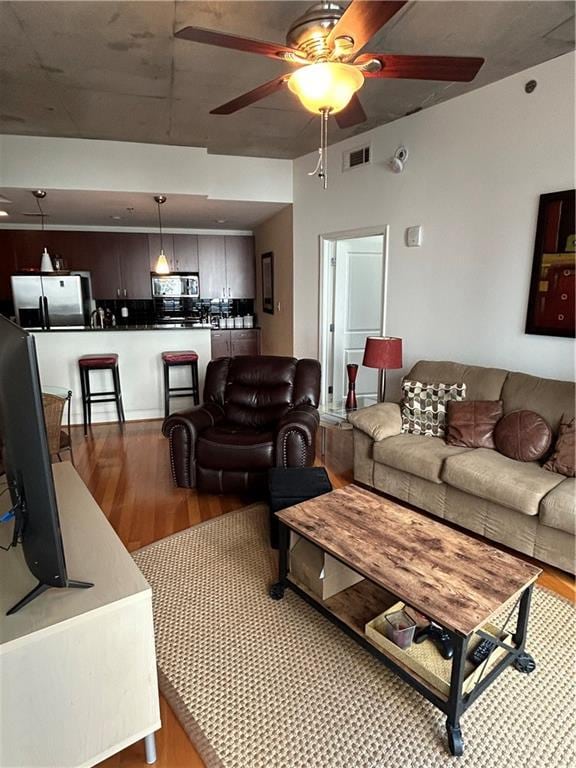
362,337 -> 403,370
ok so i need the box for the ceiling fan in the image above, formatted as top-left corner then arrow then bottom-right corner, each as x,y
175,0 -> 484,186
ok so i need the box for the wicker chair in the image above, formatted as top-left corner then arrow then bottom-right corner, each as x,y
42,392 -> 73,464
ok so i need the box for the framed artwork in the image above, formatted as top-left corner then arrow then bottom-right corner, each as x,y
261,252 -> 274,314
525,189 -> 575,338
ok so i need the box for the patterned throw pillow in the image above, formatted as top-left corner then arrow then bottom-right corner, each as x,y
401,380 -> 467,437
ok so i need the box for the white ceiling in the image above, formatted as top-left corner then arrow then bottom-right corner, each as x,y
0,188 -> 288,230
0,1 -> 574,159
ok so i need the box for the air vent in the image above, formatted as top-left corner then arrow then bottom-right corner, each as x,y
342,144 -> 371,172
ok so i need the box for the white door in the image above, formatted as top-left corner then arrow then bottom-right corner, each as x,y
331,235 -> 385,402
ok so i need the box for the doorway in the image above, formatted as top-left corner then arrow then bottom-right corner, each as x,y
319,227 -> 388,404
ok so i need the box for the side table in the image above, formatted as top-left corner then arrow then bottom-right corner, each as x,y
318,395 -> 377,460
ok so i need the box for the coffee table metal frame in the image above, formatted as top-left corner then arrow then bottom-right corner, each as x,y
270,519 -> 536,757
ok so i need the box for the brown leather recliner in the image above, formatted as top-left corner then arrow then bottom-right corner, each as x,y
162,355 -> 321,494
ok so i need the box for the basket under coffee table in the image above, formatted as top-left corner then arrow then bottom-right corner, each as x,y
269,484 -> 541,757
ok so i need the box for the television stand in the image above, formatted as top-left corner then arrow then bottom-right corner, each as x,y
0,463 -> 160,767
6,577 -> 94,615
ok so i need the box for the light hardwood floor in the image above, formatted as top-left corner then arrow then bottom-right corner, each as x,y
71,420 -> 573,768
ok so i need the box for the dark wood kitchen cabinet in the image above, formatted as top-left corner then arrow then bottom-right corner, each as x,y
199,235 -> 255,299
117,234 -> 151,299
0,231 -> 17,300
61,232 -> 149,300
149,234 -> 198,273
225,236 -> 255,299
2,230 -> 255,304
199,236 -> 227,299
173,235 -> 199,272
210,328 -> 260,358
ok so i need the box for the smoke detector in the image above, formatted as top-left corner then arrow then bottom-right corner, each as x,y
389,146 -> 408,174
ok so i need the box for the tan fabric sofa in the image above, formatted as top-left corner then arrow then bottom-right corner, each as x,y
349,360 -> 575,574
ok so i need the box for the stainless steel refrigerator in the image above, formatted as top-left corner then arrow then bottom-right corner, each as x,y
11,274 -> 92,329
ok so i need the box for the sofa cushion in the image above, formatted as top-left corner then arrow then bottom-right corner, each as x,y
539,479 -> 576,535
406,361 -> 508,400
544,417 -> 576,477
401,380 -> 466,437
197,423 -> 275,471
493,410 -> 552,462
373,434 -> 471,484
501,371 -> 575,432
442,448 -> 565,516
446,400 -> 503,449
348,402 -> 402,441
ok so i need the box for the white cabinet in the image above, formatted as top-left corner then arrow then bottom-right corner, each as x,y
0,463 -> 161,768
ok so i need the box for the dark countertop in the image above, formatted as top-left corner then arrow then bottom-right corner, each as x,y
31,323 -> 214,333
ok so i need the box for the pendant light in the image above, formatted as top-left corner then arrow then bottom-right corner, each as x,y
33,190 -> 53,272
154,195 -> 169,274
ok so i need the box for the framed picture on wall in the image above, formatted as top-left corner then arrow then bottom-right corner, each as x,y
262,252 -> 274,315
525,189 -> 575,338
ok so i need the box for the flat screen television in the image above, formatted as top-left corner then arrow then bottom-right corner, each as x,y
0,316 -> 92,614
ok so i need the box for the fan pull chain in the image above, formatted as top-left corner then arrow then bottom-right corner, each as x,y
307,108 -> 330,189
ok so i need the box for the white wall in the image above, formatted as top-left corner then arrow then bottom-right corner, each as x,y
293,52 -> 575,384
0,136 -> 292,203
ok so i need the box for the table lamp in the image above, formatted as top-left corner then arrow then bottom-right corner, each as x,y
362,336 -> 403,402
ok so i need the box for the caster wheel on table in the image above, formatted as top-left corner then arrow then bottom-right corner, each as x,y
514,652 -> 536,674
446,724 -> 464,757
269,582 -> 286,600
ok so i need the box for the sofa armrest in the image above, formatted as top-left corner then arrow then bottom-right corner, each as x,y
275,405 -> 320,467
348,402 -> 402,441
162,403 -> 224,488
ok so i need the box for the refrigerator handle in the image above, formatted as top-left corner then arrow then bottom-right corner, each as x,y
43,296 -> 51,330
38,296 -> 45,329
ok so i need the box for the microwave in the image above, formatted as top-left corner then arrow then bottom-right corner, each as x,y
151,273 -> 200,298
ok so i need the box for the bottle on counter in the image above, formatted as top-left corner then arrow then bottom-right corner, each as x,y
234,316 -> 243,329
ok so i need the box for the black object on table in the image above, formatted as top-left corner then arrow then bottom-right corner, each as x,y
267,467 -> 332,548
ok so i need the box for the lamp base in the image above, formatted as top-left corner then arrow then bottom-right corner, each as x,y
377,369 -> 388,403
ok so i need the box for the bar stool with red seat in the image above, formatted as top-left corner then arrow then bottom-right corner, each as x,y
161,351 -> 199,419
78,354 -> 125,435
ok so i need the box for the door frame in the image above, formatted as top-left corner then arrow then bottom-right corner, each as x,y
318,225 -> 389,404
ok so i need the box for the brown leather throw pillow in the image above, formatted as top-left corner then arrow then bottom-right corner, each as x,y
446,400 -> 503,449
493,410 -> 552,462
544,417 -> 576,477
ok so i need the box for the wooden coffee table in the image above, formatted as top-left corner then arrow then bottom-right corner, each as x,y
269,484 -> 541,757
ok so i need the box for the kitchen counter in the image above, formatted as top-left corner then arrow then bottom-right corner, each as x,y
31,323 -> 214,332
32,327 -> 212,424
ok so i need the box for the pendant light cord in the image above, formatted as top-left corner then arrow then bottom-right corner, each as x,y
156,200 -> 164,252
35,195 -> 45,231
307,109 -> 330,189
320,108 -> 329,190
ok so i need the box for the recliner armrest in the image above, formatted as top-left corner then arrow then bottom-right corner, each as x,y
348,402 -> 403,441
275,405 -> 320,467
162,403 -> 225,487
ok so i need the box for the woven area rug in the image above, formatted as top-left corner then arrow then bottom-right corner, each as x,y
133,504 -> 576,768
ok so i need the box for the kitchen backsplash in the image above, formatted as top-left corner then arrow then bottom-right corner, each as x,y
96,298 -> 256,326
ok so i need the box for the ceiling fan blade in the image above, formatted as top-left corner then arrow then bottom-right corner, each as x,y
175,26 -> 306,63
335,94 -> 367,129
327,1 -> 407,56
357,53 -> 485,82
210,75 -> 289,115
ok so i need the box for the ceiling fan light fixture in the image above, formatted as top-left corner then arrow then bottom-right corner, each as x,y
288,62 -> 363,114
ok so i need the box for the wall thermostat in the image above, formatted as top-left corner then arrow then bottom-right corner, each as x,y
406,225 -> 422,247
